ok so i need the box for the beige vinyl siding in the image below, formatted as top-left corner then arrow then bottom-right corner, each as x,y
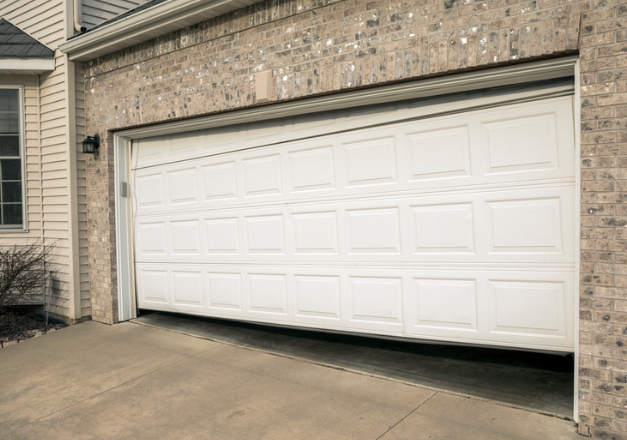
82,0 -> 152,29
0,0 -> 89,321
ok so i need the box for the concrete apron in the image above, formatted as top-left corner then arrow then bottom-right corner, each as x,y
136,312 -> 574,419
0,321 -> 580,440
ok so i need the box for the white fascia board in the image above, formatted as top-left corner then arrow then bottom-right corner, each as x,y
59,0 -> 262,61
0,58 -> 55,75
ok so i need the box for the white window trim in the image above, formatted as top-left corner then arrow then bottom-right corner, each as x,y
0,85 -> 27,232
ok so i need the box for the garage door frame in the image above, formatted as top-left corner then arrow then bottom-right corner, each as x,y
112,55 -> 581,418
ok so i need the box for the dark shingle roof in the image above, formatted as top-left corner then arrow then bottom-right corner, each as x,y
0,19 -> 55,58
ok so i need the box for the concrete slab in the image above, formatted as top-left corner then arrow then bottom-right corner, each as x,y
9,345 -> 435,440
380,393 -> 581,440
0,321 -> 217,428
135,312 -> 574,418
0,320 -> 580,440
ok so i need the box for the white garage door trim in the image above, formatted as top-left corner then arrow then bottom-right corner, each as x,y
114,57 -> 580,330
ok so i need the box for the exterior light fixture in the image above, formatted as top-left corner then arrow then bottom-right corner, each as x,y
82,134 -> 100,154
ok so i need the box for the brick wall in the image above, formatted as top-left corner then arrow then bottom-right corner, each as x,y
83,0 -> 627,436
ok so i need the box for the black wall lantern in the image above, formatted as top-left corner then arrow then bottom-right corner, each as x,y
82,134 -> 100,154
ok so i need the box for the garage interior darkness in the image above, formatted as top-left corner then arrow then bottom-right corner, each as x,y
120,73 -> 578,421
135,310 -> 574,419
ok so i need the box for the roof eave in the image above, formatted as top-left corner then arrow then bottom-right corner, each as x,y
0,58 -> 55,75
59,0 -> 263,62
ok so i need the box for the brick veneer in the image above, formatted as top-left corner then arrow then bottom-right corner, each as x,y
83,0 -> 627,436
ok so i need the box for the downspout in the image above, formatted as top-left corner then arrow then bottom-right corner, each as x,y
73,0 -> 86,33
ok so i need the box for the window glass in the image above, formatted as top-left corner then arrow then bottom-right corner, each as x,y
0,136 -> 19,156
0,89 -> 23,229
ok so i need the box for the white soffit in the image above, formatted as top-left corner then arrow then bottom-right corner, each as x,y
59,0 -> 265,61
0,58 -> 55,75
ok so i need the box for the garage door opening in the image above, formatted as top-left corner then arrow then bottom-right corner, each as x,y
135,310 -> 574,419
130,81 -> 576,353
116,69 -> 579,419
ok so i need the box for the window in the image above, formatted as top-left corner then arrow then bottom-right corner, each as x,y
0,88 -> 24,229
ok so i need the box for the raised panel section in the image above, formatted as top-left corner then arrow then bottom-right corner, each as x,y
289,146 -> 335,192
483,113 -> 558,174
172,271 -> 203,306
350,277 -> 402,324
205,217 -> 239,254
292,212 -> 338,254
167,168 -> 197,204
243,154 -> 282,197
245,215 -> 285,254
413,279 -> 477,331
408,126 -> 471,181
295,275 -> 340,319
344,136 -> 397,186
348,208 -> 401,254
170,221 -> 201,254
489,280 -> 565,337
135,173 -> 163,207
203,162 -> 237,200
207,273 -> 242,310
412,203 -> 474,253
249,274 -> 288,314
488,197 -> 562,253
137,222 -> 166,254
139,270 -> 168,303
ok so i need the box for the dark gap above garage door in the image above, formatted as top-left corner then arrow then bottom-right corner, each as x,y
134,311 -> 573,419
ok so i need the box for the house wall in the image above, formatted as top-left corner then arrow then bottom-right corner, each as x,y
0,0 -> 89,320
81,0 -> 153,30
82,0 -> 627,437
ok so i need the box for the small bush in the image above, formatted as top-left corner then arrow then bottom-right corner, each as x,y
0,241 -> 55,311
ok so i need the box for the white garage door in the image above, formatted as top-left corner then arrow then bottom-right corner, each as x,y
131,94 -> 576,352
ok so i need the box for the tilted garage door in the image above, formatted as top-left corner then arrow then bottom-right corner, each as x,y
131,91 -> 575,352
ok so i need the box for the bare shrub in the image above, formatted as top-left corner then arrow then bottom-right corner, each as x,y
0,241 -> 55,311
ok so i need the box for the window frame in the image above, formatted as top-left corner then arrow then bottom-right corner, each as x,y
0,85 -> 26,232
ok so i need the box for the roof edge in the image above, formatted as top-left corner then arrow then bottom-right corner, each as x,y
59,0 -> 254,62
0,58 -> 55,74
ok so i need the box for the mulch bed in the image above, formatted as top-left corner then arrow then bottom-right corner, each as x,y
0,307 -> 66,348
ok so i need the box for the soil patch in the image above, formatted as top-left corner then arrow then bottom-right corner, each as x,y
0,307 -> 65,348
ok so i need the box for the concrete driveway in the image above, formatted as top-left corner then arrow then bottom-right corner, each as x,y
0,321 -> 581,440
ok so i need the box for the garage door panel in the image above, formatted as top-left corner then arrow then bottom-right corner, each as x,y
407,125 -> 472,182
202,161 -> 238,201
294,275 -> 342,319
205,217 -> 240,254
248,273 -> 289,315
132,98 -> 574,219
482,112 -> 559,176
207,272 -> 242,310
133,96 -> 576,351
488,279 -> 567,338
242,154 -> 283,197
134,184 -> 574,264
342,136 -> 398,187
410,278 -> 478,332
287,145 -> 336,192
135,263 -> 574,350
411,203 -> 475,254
